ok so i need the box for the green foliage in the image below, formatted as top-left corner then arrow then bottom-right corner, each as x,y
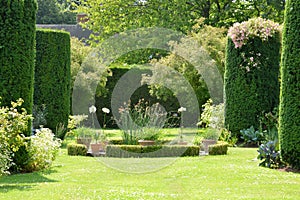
35,29 -> 71,139
67,143 -> 88,156
198,99 -> 224,130
106,145 -> 200,158
278,0 -> 300,169
218,128 -> 238,147
75,0 -> 284,44
208,142 -> 229,155
23,128 -> 61,172
36,0 -> 76,24
0,0 -> 37,135
108,138 -> 123,145
32,104 -> 47,129
201,128 -> 220,141
70,37 -> 92,96
257,141 -> 282,169
95,65 -> 180,128
224,18 -> 281,137
0,99 -> 32,176
240,126 -> 264,146
118,99 -> 167,145
65,115 -> 88,138
73,127 -> 94,139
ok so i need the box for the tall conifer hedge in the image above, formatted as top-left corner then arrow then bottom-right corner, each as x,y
0,0 -> 37,136
35,29 -> 71,139
278,0 -> 300,169
224,18 -> 281,136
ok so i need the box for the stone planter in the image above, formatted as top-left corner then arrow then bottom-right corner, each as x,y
202,139 -> 217,154
138,140 -> 155,146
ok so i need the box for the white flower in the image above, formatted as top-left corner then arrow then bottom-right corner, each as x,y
178,107 -> 187,112
102,107 -> 110,114
89,105 -> 97,113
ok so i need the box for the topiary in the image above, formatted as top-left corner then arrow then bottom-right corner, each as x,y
224,18 -> 281,137
278,0 -> 300,169
35,29 -> 71,139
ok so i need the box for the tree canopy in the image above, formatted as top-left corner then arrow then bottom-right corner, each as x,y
75,0 -> 285,42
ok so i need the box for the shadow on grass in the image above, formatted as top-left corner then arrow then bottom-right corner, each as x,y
0,168 -> 59,193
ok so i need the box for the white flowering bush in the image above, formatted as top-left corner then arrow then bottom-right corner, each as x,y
25,128 -> 61,172
199,99 -> 224,130
228,17 -> 280,49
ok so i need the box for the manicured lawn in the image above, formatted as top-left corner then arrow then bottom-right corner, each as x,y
101,128 -> 201,140
1,148 -> 299,199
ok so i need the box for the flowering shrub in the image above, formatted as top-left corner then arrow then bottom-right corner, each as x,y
0,98 -> 31,176
228,17 -> 280,49
199,99 -> 224,130
25,128 -> 61,172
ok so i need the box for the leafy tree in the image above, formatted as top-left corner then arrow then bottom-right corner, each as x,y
37,0 -> 76,24
75,0 -> 284,43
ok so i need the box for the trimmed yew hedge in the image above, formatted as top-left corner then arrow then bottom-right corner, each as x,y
279,0 -> 300,169
225,29 -> 281,137
35,29 -> 71,139
106,145 -> 200,157
0,0 -> 37,135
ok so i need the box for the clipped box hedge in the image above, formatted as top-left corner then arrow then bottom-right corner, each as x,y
67,143 -> 88,156
106,145 -> 200,158
208,142 -> 229,155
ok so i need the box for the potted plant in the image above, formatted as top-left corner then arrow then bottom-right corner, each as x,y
90,131 -> 107,154
201,128 -> 219,154
137,127 -> 161,146
75,127 -> 93,149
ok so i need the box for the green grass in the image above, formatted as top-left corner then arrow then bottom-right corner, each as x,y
99,128 -> 200,140
1,148 -> 299,199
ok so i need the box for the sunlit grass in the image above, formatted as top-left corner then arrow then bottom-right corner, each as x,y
1,148 -> 299,200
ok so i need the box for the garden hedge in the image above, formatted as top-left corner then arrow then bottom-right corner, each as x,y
0,0 -> 37,136
67,143 -> 88,156
106,145 -> 200,158
278,0 -> 300,169
208,142 -> 229,155
224,19 -> 281,137
35,29 -> 71,139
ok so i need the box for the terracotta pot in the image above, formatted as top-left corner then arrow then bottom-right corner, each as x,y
138,140 -> 155,146
202,139 -> 217,154
177,141 -> 188,145
90,143 -> 101,153
91,142 -> 107,154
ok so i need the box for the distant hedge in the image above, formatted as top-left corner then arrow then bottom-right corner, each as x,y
95,65 -> 180,128
35,29 -> 71,139
106,145 -> 200,157
0,0 -> 37,135
279,0 -> 300,169
224,18 -> 281,137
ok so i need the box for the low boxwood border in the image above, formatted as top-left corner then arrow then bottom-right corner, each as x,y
208,141 -> 229,155
67,143 -> 88,156
106,145 -> 200,158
